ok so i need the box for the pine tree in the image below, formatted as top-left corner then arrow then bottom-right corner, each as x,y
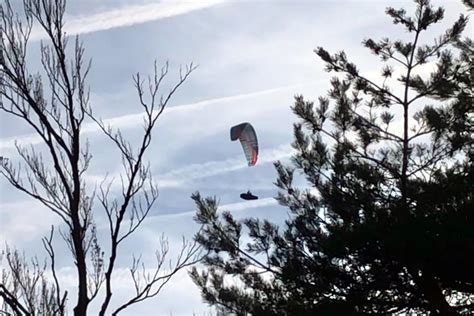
190,0 -> 473,314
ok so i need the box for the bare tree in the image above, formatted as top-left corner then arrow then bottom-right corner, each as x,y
0,0 -> 202,315
1,241 -> 66,316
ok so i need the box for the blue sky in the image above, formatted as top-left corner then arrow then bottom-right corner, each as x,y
0,0 -> 469,314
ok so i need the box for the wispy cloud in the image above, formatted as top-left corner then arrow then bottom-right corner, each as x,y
82,143 -> 294,190
53,267 -> 207,315
0,200 -> 61,246
0,81 -> 316,151
157,143 -> 294,188
30,0 -> 227,40
150,197 -> 279,221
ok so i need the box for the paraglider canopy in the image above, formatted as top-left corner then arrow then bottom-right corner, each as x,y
240,190 -> 258,200
230,122 -> 258,166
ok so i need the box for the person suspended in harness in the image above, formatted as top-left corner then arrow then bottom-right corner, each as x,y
240,190 -> 258,200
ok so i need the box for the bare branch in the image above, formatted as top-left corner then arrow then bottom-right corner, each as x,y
112,236 -> 203,315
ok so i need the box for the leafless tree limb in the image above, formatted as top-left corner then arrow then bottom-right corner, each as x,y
1,0 -> 200,315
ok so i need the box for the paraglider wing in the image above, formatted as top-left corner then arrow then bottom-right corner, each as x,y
230,122 -> 258,166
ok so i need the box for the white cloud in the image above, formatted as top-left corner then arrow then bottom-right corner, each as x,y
50,266 -> 209,315
30,0 -> 228,41
81,142 -> 294,191
0,199 -> 61,246
0,81 -> 317,152
156,143 -> 294,187
151,196 -> 278,221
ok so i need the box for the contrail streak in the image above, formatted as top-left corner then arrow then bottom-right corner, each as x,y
30,0 -> 227,40
0,81 -> 317,151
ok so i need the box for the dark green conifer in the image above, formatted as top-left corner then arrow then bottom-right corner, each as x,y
191,1 -> 473,314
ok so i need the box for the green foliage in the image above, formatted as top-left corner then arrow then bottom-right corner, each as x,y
191,1 -> 473,314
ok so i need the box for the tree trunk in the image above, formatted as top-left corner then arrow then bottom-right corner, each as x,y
421,274 -> 458,316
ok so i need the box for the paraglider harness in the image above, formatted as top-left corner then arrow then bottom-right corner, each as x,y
240,190 -> 258,200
